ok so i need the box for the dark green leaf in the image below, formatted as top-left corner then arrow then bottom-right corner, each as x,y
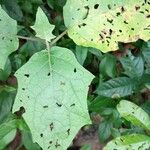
0,86 -> 16,124
80,144 -> 92,150
22,131 -> 41,150
96,77 -> 137,98
0,59 -> 11,81
2,0 -> 23,21
120,52 -> 144,78
75,46 -> 88,65
20,40 -> 46,57
89,96 -> 116,112
100,54 -> 117,78
98,121 -> 113,142
142,41 -> 150,64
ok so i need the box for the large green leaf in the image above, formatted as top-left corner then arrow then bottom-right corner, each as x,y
96,77 -> 137,98
63,0 -> 150,52
13,46 -> 94,150
31,8 -> 55,41
104,134 -> 150,150
117,100 -> 150,131
0,6 -> 18,70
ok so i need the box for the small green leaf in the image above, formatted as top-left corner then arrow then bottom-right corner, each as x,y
75,46 -> 88,65
117,100 -> 150,131
100,54 -> 117,78
20,40 -> 46,57
63,0 -> 150,52
0,118 -> 18,149
104,134 -> 150,150
96,77 -> 137,98
22,131 -> 41,150
13,46 -> 94,150
88,48 -> 102,59
80,144 -> 92,150
31,7 -> 55,41
142,41 -> 150,76
111,128 -> 121,138
98,120 -> 113,142
120,52 -> 144,78
142,101 -> 150,117
0,6 -> 18,70
142,41 -> 150,64
0,59 -> 11,81
0,129 -> 16,149
141,74 -> 150,89
89,96 -> 116,113
0,87 -> 16,124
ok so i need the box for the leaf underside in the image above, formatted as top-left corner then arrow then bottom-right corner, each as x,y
13,46 -> 94,150
0,7 -> 18,70
63,0 -> 150,52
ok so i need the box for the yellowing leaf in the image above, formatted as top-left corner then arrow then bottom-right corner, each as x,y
117,100 -> 150,131
0,7 -> 18,70
31,8 -> 55,41
63,0 -> 150,52
104,134 -> 150,150
13,46 -> 94,150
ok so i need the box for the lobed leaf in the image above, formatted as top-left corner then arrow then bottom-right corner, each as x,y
31,8 -> 55,41
13,46 -> 94,150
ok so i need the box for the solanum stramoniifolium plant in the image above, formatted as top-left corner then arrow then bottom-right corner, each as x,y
0,0 -> 149,150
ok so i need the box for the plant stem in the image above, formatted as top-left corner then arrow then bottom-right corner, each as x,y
1,30 -> 67,46
17,35 -> 44,42
17,30 -> 67,46
49,30 -> 67,47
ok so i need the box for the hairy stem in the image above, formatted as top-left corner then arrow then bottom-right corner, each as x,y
17,35 -> 44,42
17,30 -> 67,46
1,29 -> 67,46
49,30 -> 67,47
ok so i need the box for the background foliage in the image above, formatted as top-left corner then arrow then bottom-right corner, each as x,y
0,0 -> 149,150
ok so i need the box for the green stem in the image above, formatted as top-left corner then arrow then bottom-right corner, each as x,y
17,35 -> 44,42
1,29 -> 67,47
17,30 -> 67,46
49,30 -> 67,47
